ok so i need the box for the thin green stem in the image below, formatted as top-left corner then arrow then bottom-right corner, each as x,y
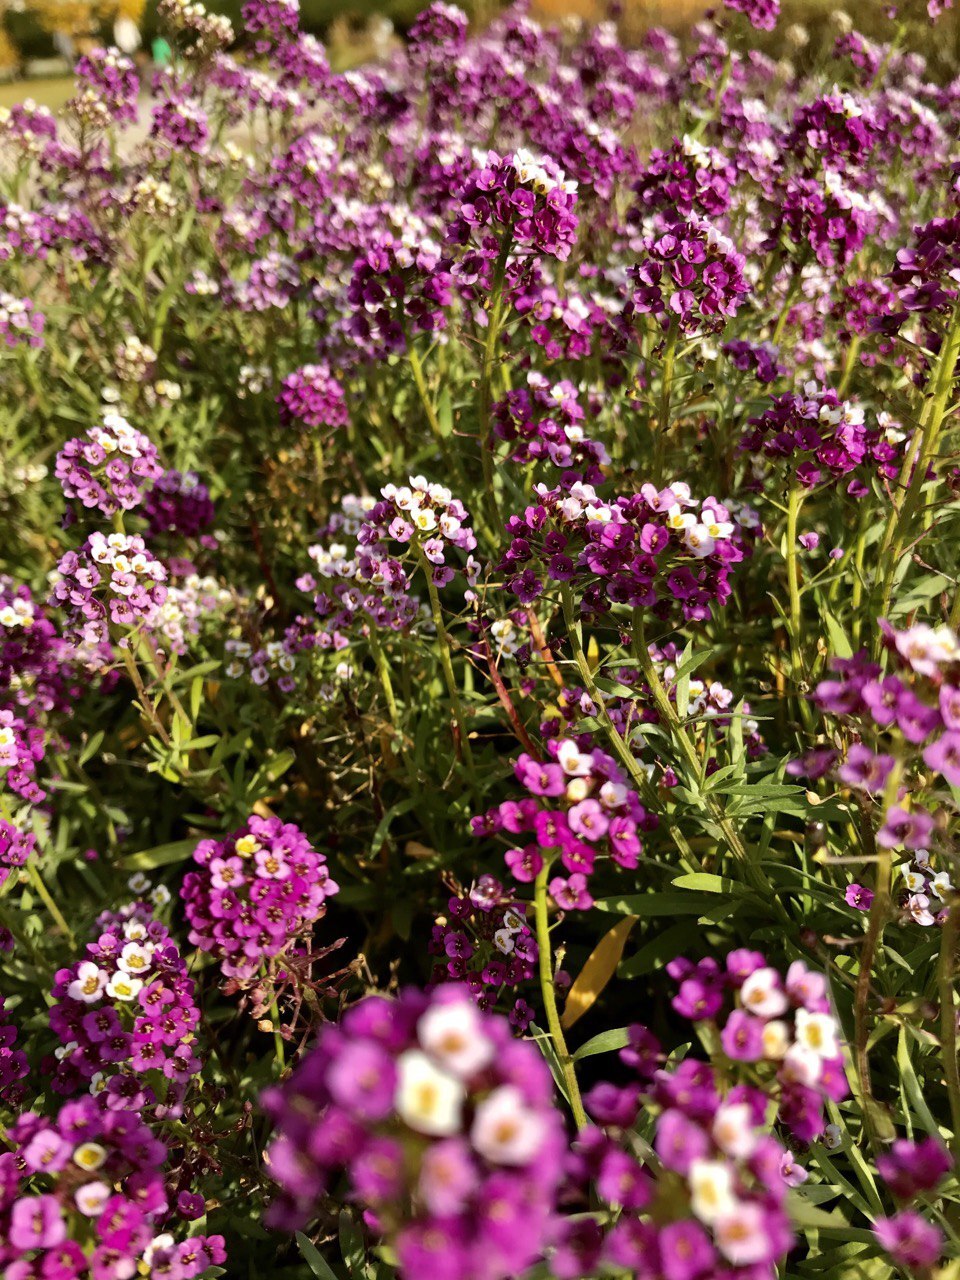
534,860 -> 587,1129
417,546 -> 477,789
852,768 -> 900,1148
25,853 -> 75,948
630,607 -> 792,916
785,484 -> 814,731
477,230 -> 513,532
939,899 -> 960,1158
557,586 -> 701,871
874,304 -> 960,647
653,320 -> 679,485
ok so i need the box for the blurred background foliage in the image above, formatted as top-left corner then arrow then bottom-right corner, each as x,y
2,0 -> 960,76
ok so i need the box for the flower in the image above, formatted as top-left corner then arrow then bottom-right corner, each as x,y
263,988 -> 565,1280
181,814 -> 338,984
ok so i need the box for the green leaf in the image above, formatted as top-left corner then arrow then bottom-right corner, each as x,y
296,1233 -> 340,1280
120,838 -> 200,870
822,609 -> 853,660
573,1026 -> 631,1061
671,873 -> 752,897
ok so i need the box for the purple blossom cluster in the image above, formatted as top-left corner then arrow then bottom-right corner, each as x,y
55,413 -> 163,517
0,707 -> 46,804
0,292 -> 44,348
142,470 -> 216,543
813,622 -> 960,926
72,47 -> 139,125
501,479 -> 753,624
49,533 -> 168,647
346,232 -> 453,356
491,374 -> 608,477
48,897 -> 202,1116
263,987 -> 566,1280
0,995 -> 28,1105
359,476 -> 478,587
873,1139 -> 951,1273
0,817 -> 36,889
182,814 -> 339,983
626,217 -> 750,335
277,363 -> 348,432
472,738 -> 656,909
427,876 -> 537,1027
667,951 -> 849,1142
741,383 -> 905,491
448,148 -> 580,267
0,580 -> 85,719
723,0 -> 780,29
0,1095 -> 225,1280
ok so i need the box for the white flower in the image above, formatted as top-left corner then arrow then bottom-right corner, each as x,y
712,1103 -> 759,1159
493,928 -> 516,955
761,1019 -> 790,1059
418,1000 -> 495,1079
118,941 -> 153,976
73,1142 -> 107,1171
930,871 -> 953,901
683,524 -> 716,558
106,973 -> 143,1002
395,1050 -> 464,1136
782,1043 -> 823,1087
68,962 -> 108,1004
556,740 -> 592,776
471,1086 -> 547,1165
75,1181 -> 111,1217
794,1008 -> 839,1059
689,1159 -> 737,1224
739,967 -> 788,1018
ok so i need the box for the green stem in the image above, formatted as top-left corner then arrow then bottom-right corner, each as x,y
785,483 -> 813,730
852,770 -> 900,1147
653,320 -> 679,485
874,304 -> 960,646
261,963 -> 285,1069
25,853 -> 75,948
534,860 -> 587,1129
477,230 -> 513,532
630,606 -> 792,916
368,626 -> 400,729
939,899 -> 960,1158
418,547 -> 477,788
557,586 -> 700,872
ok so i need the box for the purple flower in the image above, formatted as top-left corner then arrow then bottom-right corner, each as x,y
845,883 -> 875,911
874,1212 -> 943,1271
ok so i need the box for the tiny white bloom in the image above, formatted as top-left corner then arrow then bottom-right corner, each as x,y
418,1000 -> 495,1079
395,1050 -> 464,1136
471,1086 -> 547,1165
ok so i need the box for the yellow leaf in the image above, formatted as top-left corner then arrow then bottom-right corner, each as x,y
561,915 -> 638,1030
586,634 -> 600,673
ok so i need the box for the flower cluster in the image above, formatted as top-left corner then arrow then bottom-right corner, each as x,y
473,739 -> 656,909
55,413 -> 163,517
0,816 -> 35,888
873,1139 -> 951,1274
448,148 -> 580,267
181,815 -> 339,983
49,896 -> 201,1115
626,217 -> 750,335
359,476 -> 478,587
491,374 -> 608,478
49,533 -> 168,647
741,384 -> 905,491
142,469 -> 217,543
263,987 -> 566,1280
501,479 -> 753,624
0,995 -> 28,1105
0,1096 -> 225,1279
346,232 -> 453,356
71,47 -> 139,125
427,876 -> 538,1026
724,0 -> 780,29
0,291 -> 44,348
667,951 -> 848,1141
0,707 -> 46,804
277,363 -> 348,432
814,622 -> 960,926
